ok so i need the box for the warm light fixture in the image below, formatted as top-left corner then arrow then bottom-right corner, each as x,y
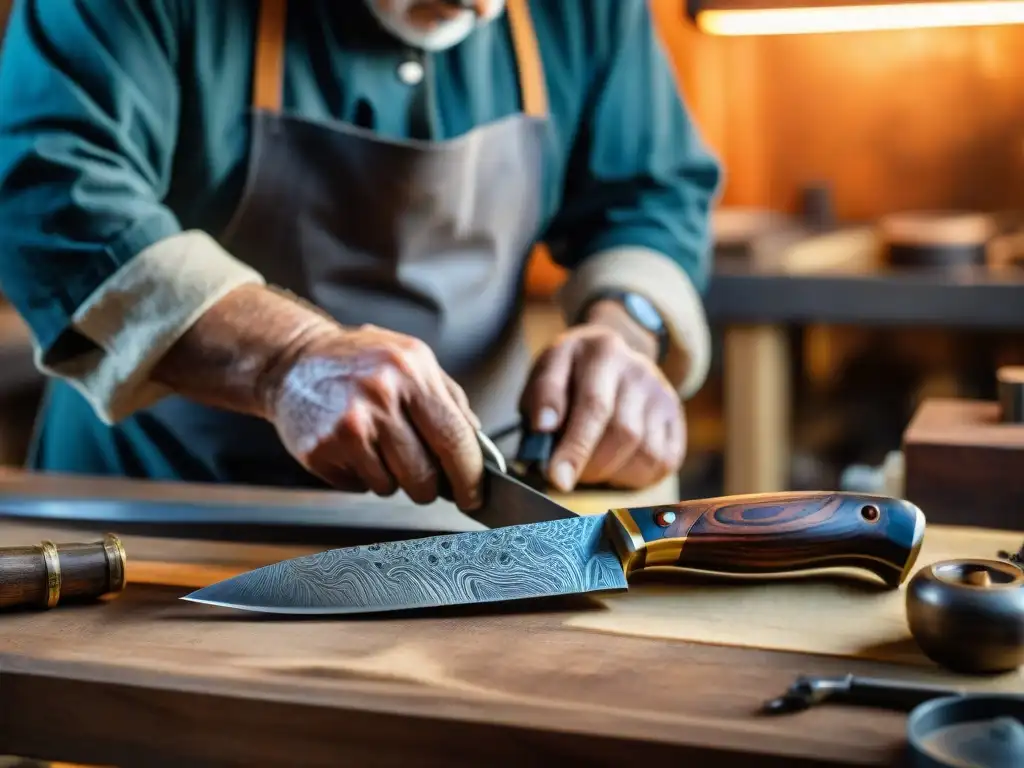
687,0 -> 1024,36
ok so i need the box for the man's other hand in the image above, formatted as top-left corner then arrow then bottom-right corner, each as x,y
520,322 -> 685,493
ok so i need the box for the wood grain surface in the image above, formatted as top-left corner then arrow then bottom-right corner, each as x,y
0,514 -> 1021,767
618,492 -> 919,586
0,545 -> 48,608
0,575 -> 920,768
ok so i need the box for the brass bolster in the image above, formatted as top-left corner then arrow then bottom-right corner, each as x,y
103,533 -> 127,593
606,509 -> 647,574
39,539 -> 61,609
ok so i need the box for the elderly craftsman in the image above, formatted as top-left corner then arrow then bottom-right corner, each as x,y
0,0 -> 720,513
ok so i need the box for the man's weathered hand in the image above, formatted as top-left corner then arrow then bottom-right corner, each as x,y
520,325 -> 685,492
151,286 -> 484,511
258,323 -> 484,511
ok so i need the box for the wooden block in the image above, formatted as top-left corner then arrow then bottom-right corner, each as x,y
903,398 -> 1024,530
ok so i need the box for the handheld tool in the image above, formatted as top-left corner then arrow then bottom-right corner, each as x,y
761,674 -> 964,715
0,534 -> 126,611
180,444 -> 927,614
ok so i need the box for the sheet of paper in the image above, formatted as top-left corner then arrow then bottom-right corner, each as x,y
565,524 -> 1024,687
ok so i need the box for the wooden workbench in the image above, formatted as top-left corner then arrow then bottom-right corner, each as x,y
0,477 -> 1020,767
706,230 -> 1024,497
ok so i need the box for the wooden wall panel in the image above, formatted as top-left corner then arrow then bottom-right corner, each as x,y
751,26 -> 1024,219
652,2 -> 1024,220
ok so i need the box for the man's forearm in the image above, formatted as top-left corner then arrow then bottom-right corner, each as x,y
150,285 -> 338,419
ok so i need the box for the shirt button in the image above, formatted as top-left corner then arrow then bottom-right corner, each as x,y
397,60 -> 425,86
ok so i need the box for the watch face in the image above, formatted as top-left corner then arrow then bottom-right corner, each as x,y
623,292 -> 662,331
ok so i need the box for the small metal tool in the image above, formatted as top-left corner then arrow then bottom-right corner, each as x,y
761,674 -> 964,715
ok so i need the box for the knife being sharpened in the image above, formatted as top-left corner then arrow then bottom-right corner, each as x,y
181,430 -> 927,615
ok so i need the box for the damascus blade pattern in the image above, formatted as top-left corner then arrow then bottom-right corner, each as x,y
183,514 -> 627,614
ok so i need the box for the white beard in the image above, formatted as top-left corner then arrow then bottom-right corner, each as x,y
365,1 -> 506,51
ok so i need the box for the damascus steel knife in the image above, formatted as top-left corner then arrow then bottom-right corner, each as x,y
181,491 -> 927,615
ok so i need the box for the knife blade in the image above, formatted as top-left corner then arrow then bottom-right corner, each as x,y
421,426 -> 574,530
472,429 -> 577,529
181,491 -> 927,615
475,463 -> 579,528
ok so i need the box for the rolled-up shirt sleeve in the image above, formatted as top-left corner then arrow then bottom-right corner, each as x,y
0,0 -> 263,424
544,0 -> 723,400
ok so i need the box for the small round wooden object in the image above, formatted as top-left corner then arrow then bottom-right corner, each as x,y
0,533 -> 127,611
879,211 -> 995,269
906,559 -> 1024,674
997,366 -> 1024,424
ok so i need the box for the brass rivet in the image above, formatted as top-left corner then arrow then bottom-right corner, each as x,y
655,510 -> 677,528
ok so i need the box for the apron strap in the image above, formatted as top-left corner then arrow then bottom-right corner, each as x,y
505,0 -> 549,118
253,0 -> 287,111
251,0 -> 549,118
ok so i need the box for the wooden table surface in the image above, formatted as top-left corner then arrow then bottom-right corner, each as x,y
0,475 -> 1019,767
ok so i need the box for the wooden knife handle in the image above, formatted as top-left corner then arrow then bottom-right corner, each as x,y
0,534 -> 127,610
608,492 -> 926,588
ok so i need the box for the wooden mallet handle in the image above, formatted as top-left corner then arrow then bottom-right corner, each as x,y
0,534 -> 126,611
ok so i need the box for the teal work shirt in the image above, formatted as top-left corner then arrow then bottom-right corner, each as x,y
0,0 -> 721,481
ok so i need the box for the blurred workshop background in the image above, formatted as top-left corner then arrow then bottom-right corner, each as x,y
0,0 -> 1022,504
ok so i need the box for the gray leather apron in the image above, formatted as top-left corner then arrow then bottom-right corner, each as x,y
140,0 -> 551,485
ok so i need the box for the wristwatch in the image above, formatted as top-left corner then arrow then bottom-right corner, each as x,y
580,290 -> 669,364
